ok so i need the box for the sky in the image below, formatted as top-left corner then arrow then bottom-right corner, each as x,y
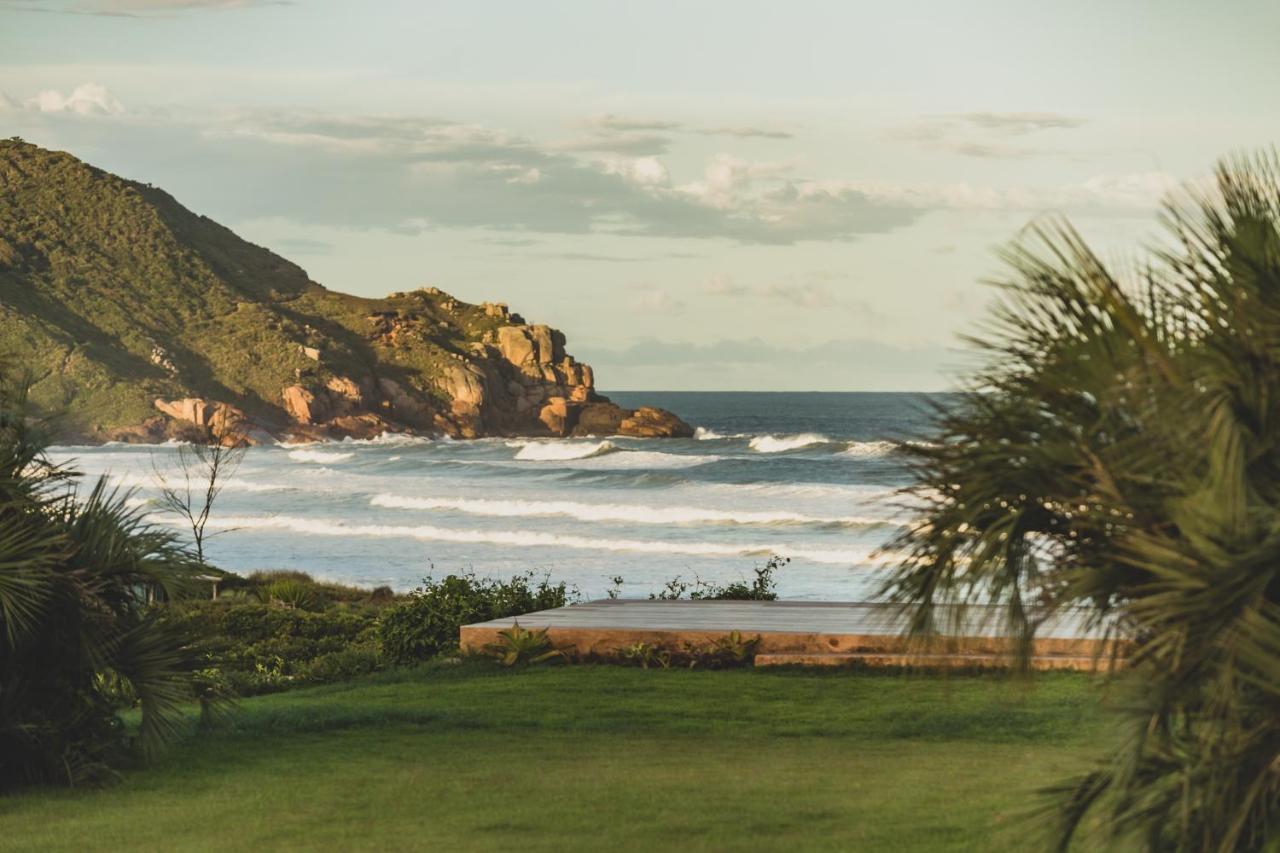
2,1 -> 1279,391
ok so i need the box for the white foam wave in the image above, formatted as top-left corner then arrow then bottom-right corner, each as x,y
840,440 -> 897,457
513,440 -> 617,461
370,493 -> 890,528
748,433 -> 830,453
339,432 -> 435,447
193,514 -> 882,565
287,448 -> 355,464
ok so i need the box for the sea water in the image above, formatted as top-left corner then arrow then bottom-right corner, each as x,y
47,392 -> 941,601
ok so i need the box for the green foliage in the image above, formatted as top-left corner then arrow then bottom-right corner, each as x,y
379,572 -> 575,665
0,373 -> 208,789
158,599 -> 383,696
254,578 -> 325,612
0,139 -> 536,438
612,633 -> 760,669
885,150 -> 1280,850
618,641 -> 672,669
646,556 -> 786,601
484,622 -> 564,667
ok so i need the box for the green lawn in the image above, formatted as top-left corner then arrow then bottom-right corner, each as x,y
0,664 -> 1116,852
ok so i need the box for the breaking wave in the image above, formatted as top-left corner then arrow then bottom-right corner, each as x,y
748,433 -> 831,453
840,440 -> 897,457
512,440 -> 618,461
287,448 -> 355,464
370,493 -> 892,528
194,514 -> 884,565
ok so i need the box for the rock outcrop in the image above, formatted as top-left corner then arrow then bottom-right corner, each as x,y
0,139 -> 692,445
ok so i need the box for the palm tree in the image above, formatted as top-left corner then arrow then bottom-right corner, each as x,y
885,151 -> 1280,850
0,374 -> 206,789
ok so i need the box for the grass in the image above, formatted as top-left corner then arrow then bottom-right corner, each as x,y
0,662 -> 1117,852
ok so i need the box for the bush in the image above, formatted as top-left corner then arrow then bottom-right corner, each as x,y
380,573 -> 575,665
0,376 -> 208,790
159,600 -> 383,695
649,556 -> 786,601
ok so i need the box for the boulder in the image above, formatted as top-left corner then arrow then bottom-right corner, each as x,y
529,325 -> 555,365
325,413 -> 394,441
573,402 -> 625,436
436,363 -> 486,411
152,398 -> 251,442
618,406 -> 695,438
496,325 -> 536,371
377,378 -> 434,427
281,385 -> 326,424
538,397 -> 573,436
155,397 -> 210,426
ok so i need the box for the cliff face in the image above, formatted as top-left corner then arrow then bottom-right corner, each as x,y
0,139 -> 691,443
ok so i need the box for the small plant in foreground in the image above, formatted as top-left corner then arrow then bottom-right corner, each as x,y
619,641 -> 671,669
485,623 -> 563,667
698,631 -> 762,668
644,556 -> 787,601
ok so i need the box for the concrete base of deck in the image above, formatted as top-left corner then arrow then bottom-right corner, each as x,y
460,599 -> 1122,671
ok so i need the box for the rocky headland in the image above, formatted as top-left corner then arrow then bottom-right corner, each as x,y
0,139 -> 691,444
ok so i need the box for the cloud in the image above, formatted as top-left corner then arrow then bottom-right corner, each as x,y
893,111 -> 1086,159
705,273 -> 750,297
704,274 -> 847,311
269,236 -> 332,255
576,336 -> 962,391
585,113 -> 792,140
12,99 -> 1168,246
629,287 -> 685,314
24,83 -> 123,115
588,114 -> 683,133
759,282 -> 837,308
952,112 -> 1087,135
5,0 -> 286,15
555,133 -> 671,156
697,125 -> 794,140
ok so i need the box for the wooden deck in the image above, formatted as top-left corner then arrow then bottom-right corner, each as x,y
459,599 -> 1123,671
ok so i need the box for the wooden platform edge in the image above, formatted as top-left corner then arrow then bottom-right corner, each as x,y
458,624 -> 1123,670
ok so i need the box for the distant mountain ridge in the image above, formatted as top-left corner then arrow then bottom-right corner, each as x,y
0,139 -> 691,443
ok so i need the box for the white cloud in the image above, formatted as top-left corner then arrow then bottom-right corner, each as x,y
25,83 -> 123,115
800,172 -> 1182,214
599,155 -> 670,188
759,282 -> 837,308
629,287 -> 685,314
704,274 -> 840,309
705,273 -> 750,297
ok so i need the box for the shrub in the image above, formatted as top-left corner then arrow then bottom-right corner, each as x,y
484,623 -> 563,667
380,572 -> 574,665
255,578 -> 324,611
158,600 -> 383,695
886,152 -> 1280,848
0,376 -> 209,790
648,556 -> 786,602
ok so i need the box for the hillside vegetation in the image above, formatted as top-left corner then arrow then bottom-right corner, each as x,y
0,138 -> 689,442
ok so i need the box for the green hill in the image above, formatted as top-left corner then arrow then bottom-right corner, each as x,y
0,138 -> 689,443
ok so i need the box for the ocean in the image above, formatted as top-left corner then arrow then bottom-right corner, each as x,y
48,392 -> 940,601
